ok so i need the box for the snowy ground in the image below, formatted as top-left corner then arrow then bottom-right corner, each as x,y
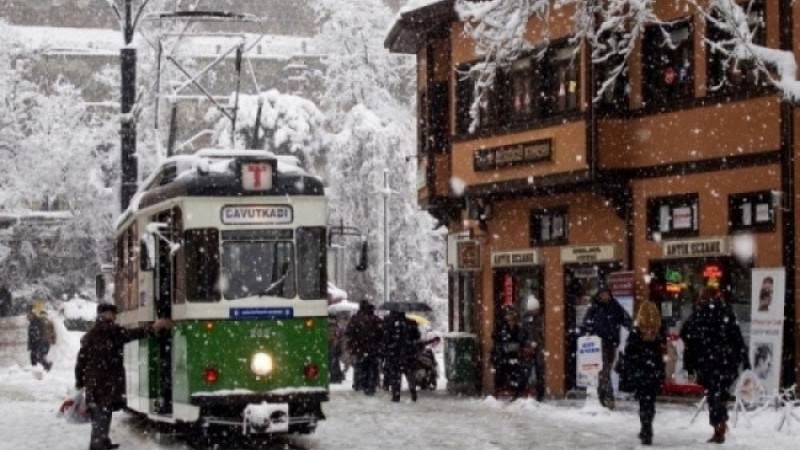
1,314 -> 799,450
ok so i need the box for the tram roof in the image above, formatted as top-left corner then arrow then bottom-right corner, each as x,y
117,149 -> 324,226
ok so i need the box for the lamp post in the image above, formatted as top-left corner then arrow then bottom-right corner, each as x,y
119,0 -> 139,212
379,169 -> 397,305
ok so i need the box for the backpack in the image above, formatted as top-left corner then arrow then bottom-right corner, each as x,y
44,319 -> 56,344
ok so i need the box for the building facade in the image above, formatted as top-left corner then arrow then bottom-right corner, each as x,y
387,0 -> 798,397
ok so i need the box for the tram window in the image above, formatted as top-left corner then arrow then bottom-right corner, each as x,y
184,228 -> 220,302
221,240 -> 296,300
297,227 -> 326,299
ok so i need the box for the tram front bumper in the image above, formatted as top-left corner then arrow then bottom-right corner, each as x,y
243,402 -> 289,434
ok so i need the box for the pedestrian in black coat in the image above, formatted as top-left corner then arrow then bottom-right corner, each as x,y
581,286 -> 632,409
519,295 -> 545,401
27,302 -> 53,371
344,301 -> 383,395
75,303 -> 171,450
622,299 -> 665,445
381,310 -> 421,402
680,287 -> 748,444
492,306 -> 523,397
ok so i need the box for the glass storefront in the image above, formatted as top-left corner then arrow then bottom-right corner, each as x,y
648,257 -> 752,394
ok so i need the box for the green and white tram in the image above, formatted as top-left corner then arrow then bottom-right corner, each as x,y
111,149 -> 329,435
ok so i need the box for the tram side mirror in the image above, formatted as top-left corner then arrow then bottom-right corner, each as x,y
95,274 -> 106,302
140,233 -> 156,271
356,240 -> 368,272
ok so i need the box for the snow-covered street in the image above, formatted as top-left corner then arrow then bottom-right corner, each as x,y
1,315 -> 799,450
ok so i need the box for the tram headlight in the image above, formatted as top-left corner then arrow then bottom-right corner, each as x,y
250,352 -> 273,376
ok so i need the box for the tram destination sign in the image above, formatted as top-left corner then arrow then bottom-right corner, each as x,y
230,307 -> 294,320
221,205 -> 293,225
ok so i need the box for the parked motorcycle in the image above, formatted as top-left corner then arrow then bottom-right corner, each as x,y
415,336 -> 440,390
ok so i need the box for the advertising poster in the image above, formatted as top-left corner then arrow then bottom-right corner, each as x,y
576,335 -> 603,388
749,268 -> 785,395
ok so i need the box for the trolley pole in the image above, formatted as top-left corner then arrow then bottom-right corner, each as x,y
120,0 -> 138,212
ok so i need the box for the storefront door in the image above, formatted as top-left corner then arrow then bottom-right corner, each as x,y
563,262 -> 620,391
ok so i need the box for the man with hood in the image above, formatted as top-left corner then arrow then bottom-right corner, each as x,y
581,285 -> 632,409
27,301 -> 54,371
75,304 -> 171,450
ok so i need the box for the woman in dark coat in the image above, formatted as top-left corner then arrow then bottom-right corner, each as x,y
622,299 -> 665,445
680,287 -> 748,444
76,304 -> 171,450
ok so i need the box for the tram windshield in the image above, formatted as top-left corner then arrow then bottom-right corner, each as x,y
221,240 -> 296,300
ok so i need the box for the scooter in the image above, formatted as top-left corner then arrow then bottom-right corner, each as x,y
415,336 -> 440,390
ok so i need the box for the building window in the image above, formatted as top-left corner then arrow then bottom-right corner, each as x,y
707,2 -> 767,95
456,65 -> 475,135
647,194 -> 699,240
596,32 -> 630,111
729,191 -> 775,233
545,44 -> 580,115
643,20 -> 694,105
530,207 -> 568,246
509,58 -> 538,120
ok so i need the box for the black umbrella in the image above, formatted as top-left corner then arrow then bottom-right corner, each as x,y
377,301 -> 432,313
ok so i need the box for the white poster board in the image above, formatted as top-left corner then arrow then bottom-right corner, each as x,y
576,335 -> 603,387
749,268 -> 785,395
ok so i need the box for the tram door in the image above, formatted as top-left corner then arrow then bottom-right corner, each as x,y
153,209 -> 178,415
563,262 -> 619,391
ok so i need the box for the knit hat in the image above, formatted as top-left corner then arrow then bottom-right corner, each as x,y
97,303 -> 118,315
635,300 -> 661,341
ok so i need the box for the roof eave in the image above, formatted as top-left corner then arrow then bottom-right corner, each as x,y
385,0 -> 456,54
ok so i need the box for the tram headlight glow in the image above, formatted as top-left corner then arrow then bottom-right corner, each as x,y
250,352 -> 273,376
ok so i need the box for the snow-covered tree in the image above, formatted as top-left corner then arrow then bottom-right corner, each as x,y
455,0 -> 800,129
313,0 -> 447,315
207,90 -> 328,175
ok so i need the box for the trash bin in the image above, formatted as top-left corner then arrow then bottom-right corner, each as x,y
444,332 -> 478,394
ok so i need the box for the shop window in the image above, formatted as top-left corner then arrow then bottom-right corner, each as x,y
544,44 -> 580,115
728,190 -> 775,233
530,207 -> 569,246
643,20 -> 694,106
646,194 -> 699,240
707,2 -> 767,95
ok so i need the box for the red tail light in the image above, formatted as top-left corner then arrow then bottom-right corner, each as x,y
303,363 -> 319,380
203,367 -> 219,384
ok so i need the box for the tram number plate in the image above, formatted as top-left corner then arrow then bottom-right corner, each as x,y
230,307 -> 294,320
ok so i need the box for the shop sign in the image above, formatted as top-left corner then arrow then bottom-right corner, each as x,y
560,245 -> 617,264
473,138 -> 552,172
447,231 -> 471,269
662,236 -> 729,258
576,335 -> 603,387
491,249 -> 541,267
455,240 -> 481,271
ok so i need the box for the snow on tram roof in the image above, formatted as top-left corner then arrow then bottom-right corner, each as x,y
116,148 -> 318,228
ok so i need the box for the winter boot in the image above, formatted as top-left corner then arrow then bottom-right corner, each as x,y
707,422 -> 726,444
639,422 -> 653,445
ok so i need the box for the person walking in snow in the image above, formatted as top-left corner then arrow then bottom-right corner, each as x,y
622,299 -> 665,445
75,303 -> 171,450
491,305 -> 523,398
581,285 -> 633,409
344,301 -> 383,395
680,287 -> 748,444
518,295 -> 545,401
27,301 -> 54,371
381,310 -> 421,402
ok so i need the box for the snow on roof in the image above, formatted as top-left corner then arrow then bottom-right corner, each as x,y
10,25 -> 318,59
399,0 -> 448,14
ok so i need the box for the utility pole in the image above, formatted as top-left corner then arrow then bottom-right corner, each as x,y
381,169 -> 393,305
120,0 -> 140,212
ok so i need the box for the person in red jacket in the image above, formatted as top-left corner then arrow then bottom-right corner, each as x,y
75,304 -> 171,450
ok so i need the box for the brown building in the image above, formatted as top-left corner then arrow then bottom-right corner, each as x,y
387,0 -> 798,398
